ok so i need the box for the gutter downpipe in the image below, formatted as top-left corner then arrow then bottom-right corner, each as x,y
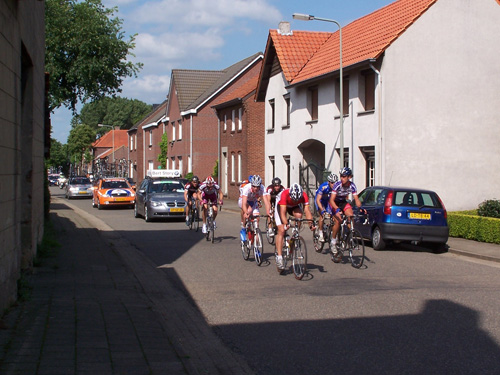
190,115 -> 193,173
369,62 -> 382,185
142,128 -> 146,180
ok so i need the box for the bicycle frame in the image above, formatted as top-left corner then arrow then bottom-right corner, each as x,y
333,213 -> 366,268
241,214 -> 264,265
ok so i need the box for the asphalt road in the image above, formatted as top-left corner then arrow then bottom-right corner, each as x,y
53,187 -> 500,374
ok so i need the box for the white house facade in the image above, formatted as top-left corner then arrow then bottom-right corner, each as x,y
258,0 -> 500,211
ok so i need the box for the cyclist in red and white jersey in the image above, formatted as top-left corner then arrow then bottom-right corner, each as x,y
198,176 -> 223,234
275,183 -> 315,270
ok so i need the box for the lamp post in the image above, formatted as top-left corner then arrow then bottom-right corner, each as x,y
292,13 -> 344,168
98,124 -> 115,175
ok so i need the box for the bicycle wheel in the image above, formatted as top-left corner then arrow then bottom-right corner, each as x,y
193,208 -> 200,232
313,228 -> 324,253
253,229 -> 264,266
210,219 -> 215,243
349,229 -> 365,268
292,236 -> 307,280
206,217 -> 212,241
331,233 -> 343,263
241,238 -> 250,260
265,217 -> 275,245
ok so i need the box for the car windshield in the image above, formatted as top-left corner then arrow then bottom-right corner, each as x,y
102,180 -> 130,189
149,181 -> 184,193
71,177 -> 91,185
393,191 -> 441,208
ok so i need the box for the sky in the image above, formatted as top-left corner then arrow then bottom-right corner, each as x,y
51,0 -> 395,143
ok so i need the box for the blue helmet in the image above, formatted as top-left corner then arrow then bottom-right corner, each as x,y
339,167 -> 352,177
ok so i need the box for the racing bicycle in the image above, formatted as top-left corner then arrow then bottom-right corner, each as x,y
205,200 -> 217,243
276,217 -> 315,280
241,214 -> 264,266
331,213 -> 366,268
188,196 -> 199,232
265,203 -> 277,244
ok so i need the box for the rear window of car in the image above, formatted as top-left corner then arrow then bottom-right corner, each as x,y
149,180 -> 184,193
71,178 -> 91,184
102,180 -> 130,189
393,191 -> 441,208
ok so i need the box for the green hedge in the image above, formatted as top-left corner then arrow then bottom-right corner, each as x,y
448,212 -> 500,244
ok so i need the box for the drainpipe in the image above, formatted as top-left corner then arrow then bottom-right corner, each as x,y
190,115 -> 193,173
142,128 -> 146,180
369,62 -> 382,185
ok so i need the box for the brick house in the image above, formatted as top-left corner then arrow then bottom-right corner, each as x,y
212,72 -> 265,199
163,53 -> 263,185
128,101 -> 168,183
92,129 -> 129,177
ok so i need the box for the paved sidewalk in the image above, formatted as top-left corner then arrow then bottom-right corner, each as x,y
0,198 -> 254,375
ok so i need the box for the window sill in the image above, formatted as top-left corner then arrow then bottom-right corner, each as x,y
267,128 -> 275,133
334,114 -> 350,120
357,109 -> 375,117
281,124 -> 291,129
305,120 -> 317,126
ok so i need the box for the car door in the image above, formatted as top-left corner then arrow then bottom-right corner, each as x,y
135,179 -> 148,215
358,187 -> 386,239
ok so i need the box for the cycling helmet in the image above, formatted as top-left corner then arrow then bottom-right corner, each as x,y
289,183 -> 303,201
191,176 -> 199,183
250,174 -> 262,187
339,167 -> 353,177
272,177 -> 282,186
205,176 -> 215,184
327,173 -> 338,183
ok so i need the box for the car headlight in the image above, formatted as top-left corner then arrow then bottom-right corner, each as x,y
150,201 -> 162,207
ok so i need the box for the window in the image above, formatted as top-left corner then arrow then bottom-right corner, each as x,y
149,130 -> 153,147
361,70 -> 375,111
269,156 -> 275,180
231,109 -> 235,132
269,99 -> 275,130
188,155 -> 191,173
238,153 -> 242,182
178,156 -> 182,173
336,78 -> 349,116
224,114 -> 227,132
362,146 -> 375,187
284,155 -> 290,187
231,153 -> 235,182
172,122 -> 176,141
284,94 -> 291,126
238,108 -> 242,131
148,160 -> 154,172
134,134 -> 137,150
308,87 -> 318,121
336,148 -> 350,168
171,157 -> 175,169
130,136 -> 134,151
178,120 -> 182,140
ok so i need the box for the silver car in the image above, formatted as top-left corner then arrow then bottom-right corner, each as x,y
65,176 -> 93,199
134,178 -> 186,222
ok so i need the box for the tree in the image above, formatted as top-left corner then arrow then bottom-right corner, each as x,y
45,0 -> 143,112
67,124 -> 96,172
157,133 -> 169,169
46,138 -> 69,171
72,97 -> 152,133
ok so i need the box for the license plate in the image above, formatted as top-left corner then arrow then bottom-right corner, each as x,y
409,212 -> 431,220
78,191 -> 88,194
170,207 -> 184,213
115,197 -> 128,201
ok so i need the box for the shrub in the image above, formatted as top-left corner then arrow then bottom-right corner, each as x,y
477,199 -> 500,219
448,212 -> 500,244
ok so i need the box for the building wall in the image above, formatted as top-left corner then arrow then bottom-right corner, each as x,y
381,0 -> 500,210
0,0 -> 46,311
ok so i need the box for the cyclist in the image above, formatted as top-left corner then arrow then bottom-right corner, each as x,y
314,173 -> 338,242
239,175 -> 271,229
329,167 -> 364,261
275,183 -> 315,270
184,175 -> 200,226
198,176 -> 223,234
264,177 -> 285,237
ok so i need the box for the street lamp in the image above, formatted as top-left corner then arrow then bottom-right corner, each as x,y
292,13 -> 344,167
98,124 -> 115,174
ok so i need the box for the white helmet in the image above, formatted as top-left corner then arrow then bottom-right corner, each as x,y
327,173 -> 338,183
250,175 -> 262,187
289,183 -> 303,201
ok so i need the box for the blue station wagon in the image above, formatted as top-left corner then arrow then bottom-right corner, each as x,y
357,186 -> 449,251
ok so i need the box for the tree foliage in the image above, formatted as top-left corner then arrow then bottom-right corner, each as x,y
45,0 -> 143,112
72,97 -> 152,134
67,124 -> 96,170
157,133 -> 169,169
46,138 -> 70,172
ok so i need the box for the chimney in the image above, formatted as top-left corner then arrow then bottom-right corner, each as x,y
278,21 -> 292,36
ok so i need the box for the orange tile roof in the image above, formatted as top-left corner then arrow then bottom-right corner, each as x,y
216,75 -> 260,105
292,0 -> 437,84
93,129 -> 128,148
270,30 -> 331,82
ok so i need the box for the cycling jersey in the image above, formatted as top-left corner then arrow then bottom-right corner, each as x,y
331,181 -> 358,202
276,189 -> 309,208
315,182 -> 334,213
199,182 -> 220,204
265,184 -> 285,204
184,182 -> 199,197
240,183 -> 269,202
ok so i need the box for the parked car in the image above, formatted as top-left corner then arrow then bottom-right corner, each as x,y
92,178 -> 135,209
48,174 -> 59,186
134,177 -> 186,222
65,176 -> 93,199
126,178 -> 136,190
357,186 -> 449,251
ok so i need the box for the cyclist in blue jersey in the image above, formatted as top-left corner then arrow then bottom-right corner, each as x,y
329,167 -> 364,260
314,173 -> 338,242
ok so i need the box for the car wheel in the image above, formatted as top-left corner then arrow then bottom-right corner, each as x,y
429,242 -> 447,254
144,205 -> 152,222
372,226 -> 386,250
97,199 -> 103,210
134,203 -> 140,218
92,197 -> 97,208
